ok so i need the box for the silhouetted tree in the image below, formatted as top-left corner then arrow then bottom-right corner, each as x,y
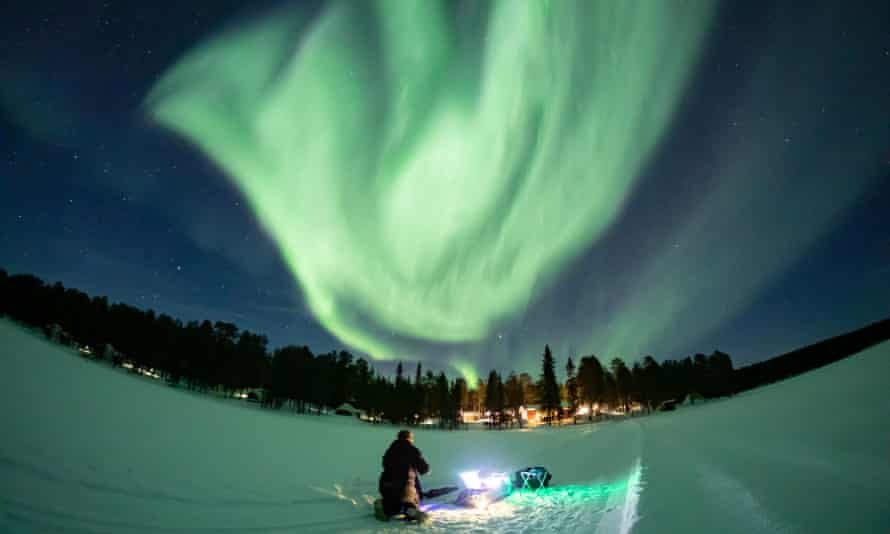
539,345 -> 560,425
434,372 -> 451,428
577,355 -> 604,418
450,378 -> 467,429
353,357 -> 374,410
466,379 -> 482,414
690,352 -> 706,397
504,372 -> 524,428
0,268 -> 7,317
610,358 -> 632,412
484,370 -> 506,428
518,372 -> 537,406
708,350 -> 734,397
631,362 -> 645,411
566,356 -> 579,422
640,356 -> 661,410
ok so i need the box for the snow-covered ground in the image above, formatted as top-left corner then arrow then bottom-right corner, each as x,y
1,319 -> 888,533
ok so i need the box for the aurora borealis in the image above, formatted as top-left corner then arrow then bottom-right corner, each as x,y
2,0 -> 889,382
146,1 -> 714,381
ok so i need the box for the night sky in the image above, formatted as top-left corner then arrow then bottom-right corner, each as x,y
2,0 -> 888,383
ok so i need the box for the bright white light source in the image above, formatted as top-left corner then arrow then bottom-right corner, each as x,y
460,470 -> 509,491
482,473 -> 508,489
460,470 -> 482,490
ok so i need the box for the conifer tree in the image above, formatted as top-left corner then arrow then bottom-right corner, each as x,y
566,356 -> 579,422
539,345 -> 561,425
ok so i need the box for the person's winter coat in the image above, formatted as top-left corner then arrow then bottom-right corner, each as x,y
378,438 -> 429,514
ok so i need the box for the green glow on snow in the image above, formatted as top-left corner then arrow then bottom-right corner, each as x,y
509,481 -> 624,505
147,1 -> 714,372
506,460 -> 642,508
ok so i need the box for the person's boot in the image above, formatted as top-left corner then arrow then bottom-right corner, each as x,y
373,499 -> 389,521
404,506 -> 429,522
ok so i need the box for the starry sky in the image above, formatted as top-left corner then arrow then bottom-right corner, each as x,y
2,0 -> 888,383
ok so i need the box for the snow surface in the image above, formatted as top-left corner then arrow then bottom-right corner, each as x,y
1,319 -> 889,533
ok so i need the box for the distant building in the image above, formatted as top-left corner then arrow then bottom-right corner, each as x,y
461,410 -> 482,423
232,387 -> 265,402
334,402 -> 365,418
524,405 -> 540,425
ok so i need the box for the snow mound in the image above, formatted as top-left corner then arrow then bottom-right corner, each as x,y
1,319 -> 888,533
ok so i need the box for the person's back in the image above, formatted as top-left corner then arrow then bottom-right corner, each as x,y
377,430 -> 429,519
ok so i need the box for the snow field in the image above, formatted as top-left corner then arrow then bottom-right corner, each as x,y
1,319 -> 888,533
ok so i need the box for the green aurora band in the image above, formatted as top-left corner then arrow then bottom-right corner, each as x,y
147,1 -> 714,382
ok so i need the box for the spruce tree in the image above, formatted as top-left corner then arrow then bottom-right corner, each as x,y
435,372 -> 450,428
578,355 -> 605,418
485,370 -> 503,428
540,345 -> 560,425
413,362 -> 424,423
610,358 -> 633,412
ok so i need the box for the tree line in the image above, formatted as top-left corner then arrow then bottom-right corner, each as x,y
0,270 -> 472,426
733,317 -> 890,393
0,269 -> 736,425
1,268 -> 796,429
478,343 -> 735,427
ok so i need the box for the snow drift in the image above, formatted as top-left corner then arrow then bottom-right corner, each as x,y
1,319 -> 888,533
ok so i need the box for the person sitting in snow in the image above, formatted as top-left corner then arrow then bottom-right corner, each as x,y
376,429 -> 430,520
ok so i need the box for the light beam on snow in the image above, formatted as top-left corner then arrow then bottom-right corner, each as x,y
147,0 -> 714,371
591,457 -> 643,534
